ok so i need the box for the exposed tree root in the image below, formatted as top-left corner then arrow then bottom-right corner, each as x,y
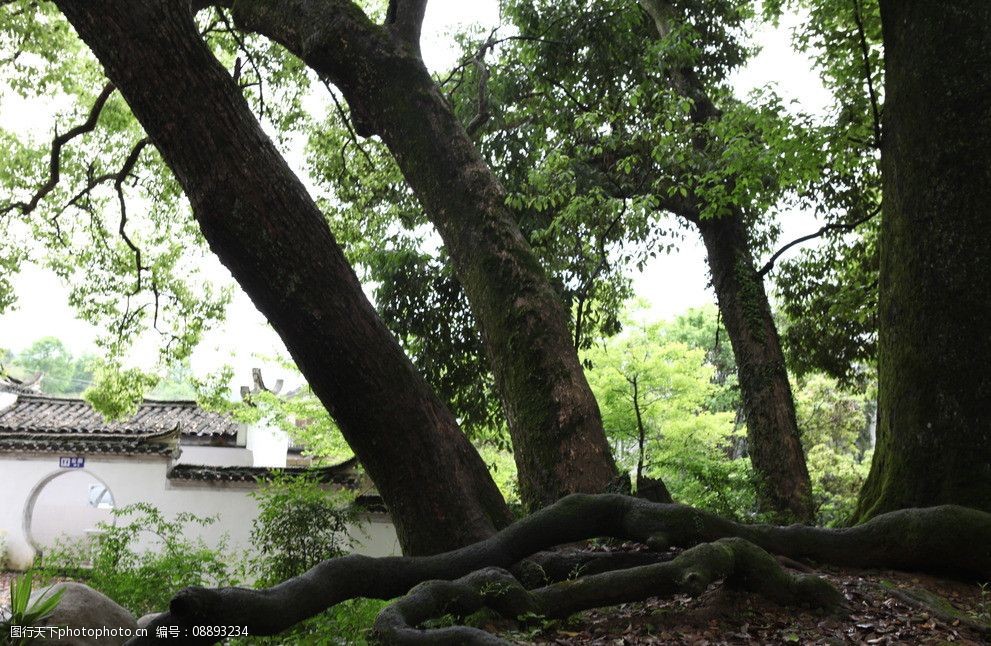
373,538 -> 845,645
511,547 -> 674,587
126,495 -> 991,645
878,581 -> 991,638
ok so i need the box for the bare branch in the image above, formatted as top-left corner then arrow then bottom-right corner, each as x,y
756,205 -> 879,277
1,83 -> 115,218
217,8 -> 266,120
852,0 -> 882,150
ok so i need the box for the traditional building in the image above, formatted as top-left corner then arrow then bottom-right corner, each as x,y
0,375 -> 398,570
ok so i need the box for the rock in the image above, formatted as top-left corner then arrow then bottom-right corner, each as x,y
28,582 -> 138,645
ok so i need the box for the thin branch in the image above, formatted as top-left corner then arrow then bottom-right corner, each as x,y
113,138 -> 152,295
756,206 -> 880,277
1,83 -> 115,218
852,0 -> 882,150
322,78 -> 375,168
465,29 -> 497,137
217,8 -> 266,120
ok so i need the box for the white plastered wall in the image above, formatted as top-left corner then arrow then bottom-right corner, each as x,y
0,452 -> 400,571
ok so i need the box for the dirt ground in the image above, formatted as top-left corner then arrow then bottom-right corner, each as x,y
483,548 -> 991,645
3,561 -> 989,644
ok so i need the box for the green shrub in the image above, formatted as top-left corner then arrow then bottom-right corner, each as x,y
236,475 -> 381,645
249,474 -> 362,587
36,503 -> 241,616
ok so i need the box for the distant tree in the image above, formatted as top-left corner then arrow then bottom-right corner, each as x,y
10,337 -> 95,395
585,312 -> 752,519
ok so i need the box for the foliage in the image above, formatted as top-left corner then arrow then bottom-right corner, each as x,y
793,373 -> 873,525
2,337 -> 96,395
238,475 -> 381,645
82,362 -> 159,420
249,474 -> 361,588
764,0 -> 883,382
36,503 -> 241,617
585,308 -> 756,520
0,1 -> 316,400
0,572 -> 65,645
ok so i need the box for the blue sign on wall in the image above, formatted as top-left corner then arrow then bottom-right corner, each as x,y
59,456 -> 85,468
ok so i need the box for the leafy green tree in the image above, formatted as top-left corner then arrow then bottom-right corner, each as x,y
8,337 -> 96,395
443,0 -> 817,520
793,374 -> 872,525
585,311 -> 754,519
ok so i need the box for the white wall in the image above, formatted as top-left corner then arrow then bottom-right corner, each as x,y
29,470 -> 114,549
245,422 -> 289,468
175,445 -> 253,467
0,453 -> 400,572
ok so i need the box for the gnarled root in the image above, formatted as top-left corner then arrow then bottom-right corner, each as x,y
126,495 -> 991,645
373,538 -> 845,645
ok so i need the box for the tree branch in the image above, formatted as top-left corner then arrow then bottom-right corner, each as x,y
1,83 -> 115,219
852,0 -> 882,150
385,0 -> 428,54
756,206 -> 879,277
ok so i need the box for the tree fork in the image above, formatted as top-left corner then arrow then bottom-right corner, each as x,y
226,0 -> 619,509
128,494 -> 991,644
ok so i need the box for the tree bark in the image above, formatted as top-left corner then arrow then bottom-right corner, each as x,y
226,0 -> 619,510
854,0 -> 991,520
697,213 -> 814,522
638,0 -> 813,522
53,0 -> 511,555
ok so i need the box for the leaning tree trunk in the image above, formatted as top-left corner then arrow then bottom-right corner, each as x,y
53,0 -> 512,555
697,213 -> 814,522
638,0 -> 813,522
853,0 -> 991,521
227,0 -> 619,510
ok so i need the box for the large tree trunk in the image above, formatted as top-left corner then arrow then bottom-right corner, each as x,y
53,0 -> 512,555
854,0 -> 991,521
638,0 -> 813,522
697,214 -> 814,522
227,0 -> 618,510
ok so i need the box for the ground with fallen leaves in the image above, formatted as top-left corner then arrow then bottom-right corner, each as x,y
483,545 -> 991,645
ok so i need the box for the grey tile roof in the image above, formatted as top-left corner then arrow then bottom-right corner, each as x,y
0,394 -> 239,438
167,457 -> 360,485
0,426 -> 180,456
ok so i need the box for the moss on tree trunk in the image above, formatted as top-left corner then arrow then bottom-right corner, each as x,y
229,0 -> 619,510
854,0 -> 991,522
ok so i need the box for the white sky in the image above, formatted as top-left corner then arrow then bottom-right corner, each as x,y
0,2 -> 830,392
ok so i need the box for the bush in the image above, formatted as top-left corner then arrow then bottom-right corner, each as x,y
249,474 -> 362,587
236,475 -> 380,645
36,503 -> 241,616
